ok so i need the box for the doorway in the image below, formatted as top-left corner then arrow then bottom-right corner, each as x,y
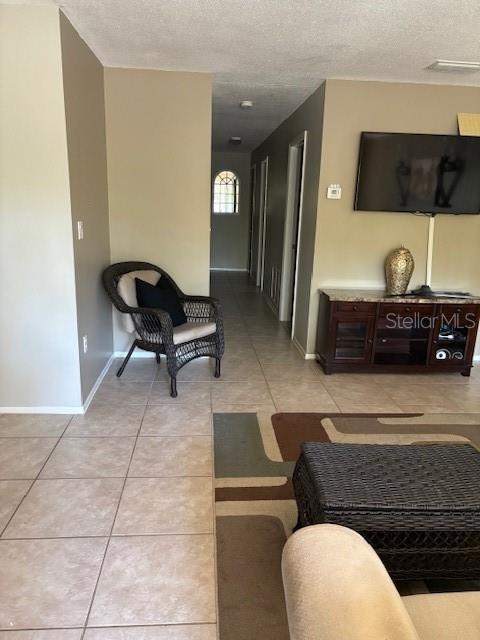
248,164 -> 257,279
279,132 -> 307,334
257,157 -> 269,289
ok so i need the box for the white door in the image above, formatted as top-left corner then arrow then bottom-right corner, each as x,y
279,132 -> 307,336
257,157 -> 269,289
249,165 -> 257,279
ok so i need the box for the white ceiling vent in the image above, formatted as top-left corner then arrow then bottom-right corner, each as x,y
426,59 -> 480,73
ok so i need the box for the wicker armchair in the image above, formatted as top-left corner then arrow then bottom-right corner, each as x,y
103,261 -> 224,397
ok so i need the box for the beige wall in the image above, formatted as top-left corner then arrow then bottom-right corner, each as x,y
252,84 -> 325,351
252,78 -> 480,356
104,68 -> 213,351
60,13 -> 113,402
309,79 -> 480,353
0,5 -> 82,407
211,152 -> 251,270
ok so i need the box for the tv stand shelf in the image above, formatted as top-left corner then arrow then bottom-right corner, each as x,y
316,289 -> 480,376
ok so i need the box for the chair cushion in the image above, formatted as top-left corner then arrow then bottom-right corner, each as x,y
173,321 -> 216,345
139,322 -> 217,346
135,278 -> 187,327
116,270 -> 160,333
403,592 -> 480,640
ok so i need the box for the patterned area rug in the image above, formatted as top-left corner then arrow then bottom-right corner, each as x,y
214,411 -> 480,640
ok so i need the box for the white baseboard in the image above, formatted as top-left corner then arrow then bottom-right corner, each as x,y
292,336 -> 316,360
114,350 -> 156,359
0,405 -> 86,415
474,355 -> 480,362
81,353 -> 115,413
0,353 -> 115,415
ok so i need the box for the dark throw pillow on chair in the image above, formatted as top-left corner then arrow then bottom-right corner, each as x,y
156,275 -> 177,293
135,278 -> 187,327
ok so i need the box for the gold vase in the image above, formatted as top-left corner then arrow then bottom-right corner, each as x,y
385,246 -> 414,295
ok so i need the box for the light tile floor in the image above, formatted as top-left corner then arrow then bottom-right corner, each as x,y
1,271 -> 480,637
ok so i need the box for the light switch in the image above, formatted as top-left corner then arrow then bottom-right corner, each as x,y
77,221 -> 84,240
327,184 -> 342,199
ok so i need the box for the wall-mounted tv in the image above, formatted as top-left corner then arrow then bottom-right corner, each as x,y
354,132 -> 480,214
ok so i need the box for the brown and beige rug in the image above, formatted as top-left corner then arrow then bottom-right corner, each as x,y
214,411 -> 480,640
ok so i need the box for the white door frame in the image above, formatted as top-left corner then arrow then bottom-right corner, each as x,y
257,157 -> 269,289
249,164 -> 257,278
279,131 -> 307,336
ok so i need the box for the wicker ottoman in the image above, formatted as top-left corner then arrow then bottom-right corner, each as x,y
293,443 -> 480,580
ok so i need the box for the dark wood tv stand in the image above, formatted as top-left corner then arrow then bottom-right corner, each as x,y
316,290 -> 480,376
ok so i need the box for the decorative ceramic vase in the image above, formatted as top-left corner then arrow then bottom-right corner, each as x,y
385,246 -> 414,295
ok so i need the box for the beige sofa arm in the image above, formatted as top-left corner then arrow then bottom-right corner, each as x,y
282,524 -> 421,640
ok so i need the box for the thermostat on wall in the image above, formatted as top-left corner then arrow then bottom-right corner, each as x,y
327,184 -> 342,199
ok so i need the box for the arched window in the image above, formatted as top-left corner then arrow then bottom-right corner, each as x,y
213,170 -> 239,215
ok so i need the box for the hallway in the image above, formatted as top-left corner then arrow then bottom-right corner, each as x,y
209,270 -> 333,414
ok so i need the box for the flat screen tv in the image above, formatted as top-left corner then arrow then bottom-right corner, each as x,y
354,132 -> 480,214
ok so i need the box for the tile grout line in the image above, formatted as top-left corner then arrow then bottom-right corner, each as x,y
254,340 -> 343,413
0,622 -> 218,633
377,385 -> 408,414
0,474 -> 214,481
230,272 -> 281,412
0,416 -> 74,539
232,274 -> 340,412
249,323 -> 310,413
79,396 -> 150,639
1,531 -> 216,541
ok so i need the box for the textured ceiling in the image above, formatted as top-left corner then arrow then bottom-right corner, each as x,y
11,0 -> 480,151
